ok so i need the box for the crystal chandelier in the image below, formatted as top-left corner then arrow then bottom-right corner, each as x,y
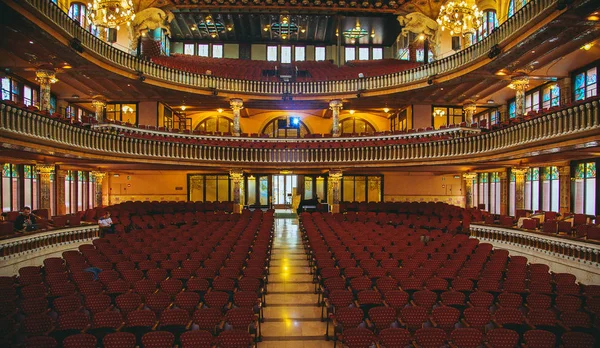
436,1 -> 482,37
87,0 -> 135,31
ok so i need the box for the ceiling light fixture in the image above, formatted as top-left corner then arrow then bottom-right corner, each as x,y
87,0 -> 135,31
349,110 -> 355,115
181,105 -> 187,111
197,14 -> 230,38
268,15 -> 299,40
437,1 -> 482,37
581,42 -> 594,50
217,108 -> 224,113
433,109 -> 446,118
383,107 -> 390,113
343,18 -> 368,42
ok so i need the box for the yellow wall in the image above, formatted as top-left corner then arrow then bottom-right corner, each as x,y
383,171 -> 465,207
105,170 -> 190,204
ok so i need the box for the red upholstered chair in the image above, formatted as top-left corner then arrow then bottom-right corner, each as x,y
21,297 -> 49,316
23,336 -> 58,348
103,332 -> 136,348
431,306 -> 460,333
523,330 -> 556,348
462,307 -> 491,332
180,330 -> 214,348
217,329 -> 254,348
193,308 -> 223,335
21,314 -> 54,336
62,333 -> 97,348
141,331 -> 175,348
367,306 -> 397,333
330,307 -> 364,342
561,332 -> 596,348
450,328 -> 483,348
414,327 -> 447,348
399,306 -> 428,332
486,328 -> 520,348
377,328 -> 411,348
341,328 -> 376,348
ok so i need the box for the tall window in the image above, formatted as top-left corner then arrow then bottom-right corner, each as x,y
1,77 -> 22,103
508,0 -> 527,18
212,44 -> 223,58
295,46 -> 305,61
281,46 -> 292,63
524,168 -> 540,211
541,166 -> 559,212
345,47 -> 356,62
509,171 -> 516,216
68,3 -> 87,26
542,84 -> 560,109
574,161 -> 596,215
476,10 -> 498,42
358,47 -> 370,60
478,173 -> 489,211
2,163 -> 19,212
106,103 -> 137,124
23,165 -> 38,211
184,44 -> 195,55
489,172 -> 501,214
574,67 -> 597,101
472,176 -> 479,208
23,86 -> 38,107
196,115 -> 235,134
342,176 -> 382,202
64,170 -> 76,214
198,44 -> 209,57
188,175 -> 231,202
340,117 -> 376,135
315,47 -> 326,61
261,117 -> 310,138
372,48 -> 383,60
267,46 -> 278,61
432,106 -> 464,129
508,101 -> 516,119
524,90 -> 540,114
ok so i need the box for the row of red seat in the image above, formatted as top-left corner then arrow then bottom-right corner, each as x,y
301,211 -> 598,348
1,209 -> 273,347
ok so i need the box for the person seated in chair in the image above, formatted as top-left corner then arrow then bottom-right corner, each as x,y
14,206 -> 37,233
98,211 -> 116,235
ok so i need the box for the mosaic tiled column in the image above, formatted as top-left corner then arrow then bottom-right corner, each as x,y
35,164 -> 54,212
510,76 -> 529,117
35,68 -> 57,111
328,169 -> 343,213
91,171 -> 106,208
499,170 -> 508,215
229,169 -> 244,214
230,99 -> 243,136
55,169 -> 66,215
329,100 -> 343,137
463,173 -> 477,208
558,165 -> 571,215
512,168 -> 528,210
92,98 -> 106,122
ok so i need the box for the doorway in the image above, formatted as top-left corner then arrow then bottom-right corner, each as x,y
272,175 -> 298,208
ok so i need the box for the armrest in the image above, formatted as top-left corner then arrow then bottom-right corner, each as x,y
117,322 -> 126,331
152,321 -> 159,331
491,319 -> 501,328
460,319 -> 470,327
365,318 -> 373,329
81,324 -> 92,333
185,320 -> 193,330
430,318 -> 438,327
412,340 -> 420,348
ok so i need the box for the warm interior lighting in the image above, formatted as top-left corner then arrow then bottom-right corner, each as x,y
436,1 -> 482,37
383,107 -> 390,113
62,64 -> 72,69
217,108 -> 224,113
87,0 -> 135,31
205,15 -> 213,24
226,25 -> 233,31
349,110 -> 355,115
263,26 -> 269,32
371,29 -> 375,38
581,42 -> 594,50
418,34 -> 425,41
282,16 -> 289,25
300,27 -> 306,33
433,109 -> 446,118
495,70 -> 507,76
181,105 -> 187,111
343,19 -> 368,41
588,15 -> 599,21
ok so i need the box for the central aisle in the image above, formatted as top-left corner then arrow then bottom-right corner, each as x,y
260,217 -> 335,348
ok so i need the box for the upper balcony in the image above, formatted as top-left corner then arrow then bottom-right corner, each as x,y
5,0 -> 591,101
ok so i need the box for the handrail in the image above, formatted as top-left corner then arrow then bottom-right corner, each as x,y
1,98 -> 598,166
17,0 -> 557,96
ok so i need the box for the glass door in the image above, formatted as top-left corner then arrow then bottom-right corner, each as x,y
272,175 -> 297,208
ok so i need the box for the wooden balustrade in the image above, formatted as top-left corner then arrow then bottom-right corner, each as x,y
0,224 -> 99,259
470,223 -> 600,266
15,0 -> 557,96
0,99 -> 598,166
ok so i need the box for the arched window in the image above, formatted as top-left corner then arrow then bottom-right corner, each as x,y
339,117 -> 376,135
68,2 -> 87,26
261,117 -> 310,138
475,10 -> 498,42
196,115 -> 236,134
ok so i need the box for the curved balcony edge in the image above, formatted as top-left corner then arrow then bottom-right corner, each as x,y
9,0 -> 560,97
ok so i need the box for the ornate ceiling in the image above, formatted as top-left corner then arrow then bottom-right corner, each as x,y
168,0 -> 408,11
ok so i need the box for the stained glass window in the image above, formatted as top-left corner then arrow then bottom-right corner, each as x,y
478,173 -> 489,211
509,101 -> 516,119
574,67 -> 597,101
509,171 -> 516,216
542,84 -> 560,109
525,168 -> 539,211
489,172 -> 501,214
574,161 -> 596,215
2,163 -> 18,212
542,166 -> 559,212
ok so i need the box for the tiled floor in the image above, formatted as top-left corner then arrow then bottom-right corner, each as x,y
262,217 -> 335,347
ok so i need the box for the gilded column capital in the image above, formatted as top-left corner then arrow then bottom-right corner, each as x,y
229,98 -> 244,110
35,164 -> 55,176
229,169 -> 244,182
462,172 -> 477,180
91,98 -> 107,109
557,166 -> 571,176
329,99 -> 343,111
91,171 -> 107,183
328,169 -> 343,180
35,68 -> 58,84
509,76 -> 530,91
511,167 -> 528,176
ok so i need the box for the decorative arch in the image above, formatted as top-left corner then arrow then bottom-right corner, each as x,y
195,115 -> 237,134
260,116 -> 310,138
338,116 -> 377,135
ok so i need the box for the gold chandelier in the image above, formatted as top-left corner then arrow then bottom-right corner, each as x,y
436,1 -> 482,37
87,0 -> 135,31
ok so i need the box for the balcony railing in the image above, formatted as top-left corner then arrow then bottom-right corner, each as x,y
1,98 -> 598,166
17,0 -> 557,96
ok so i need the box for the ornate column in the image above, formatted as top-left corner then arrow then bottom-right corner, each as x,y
463,173 -> 477,208
557,78 -> 572,106
230,99 -> 243,136
463,101 -> 477,125
512,168 -> 528,211
35,164 -> 55,212
229,169 -> 244,214
55,169 -> 66,215
92,97 -> 106,122
510,76 -> 529,117
329,100 -> 343,137
328,169 -> 343,213
499,170 -> 508,215
35,68 -> 58,111
91,171 -> 106,208
558,165 -> 571,215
